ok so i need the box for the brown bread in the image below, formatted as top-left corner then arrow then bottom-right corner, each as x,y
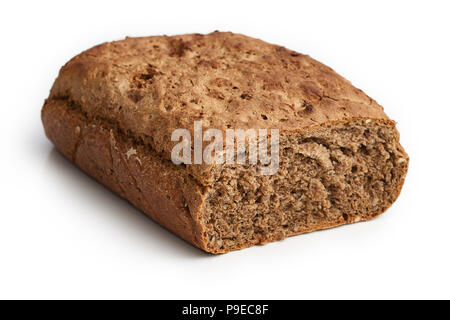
42,32 -> 409,253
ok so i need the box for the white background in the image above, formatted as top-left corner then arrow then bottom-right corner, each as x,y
1,0 -> 449,299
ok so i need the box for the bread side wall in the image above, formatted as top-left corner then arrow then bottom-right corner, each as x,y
42,98 -> 210,252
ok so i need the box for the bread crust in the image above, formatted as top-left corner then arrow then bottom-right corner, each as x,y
42,32 -> 408,253
48,32 -> 389,180
42,98 -> 213,250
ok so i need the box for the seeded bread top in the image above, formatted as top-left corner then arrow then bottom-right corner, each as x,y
48,31 -> 389,157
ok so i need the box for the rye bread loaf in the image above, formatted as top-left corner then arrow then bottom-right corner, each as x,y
42,32 -> 409,253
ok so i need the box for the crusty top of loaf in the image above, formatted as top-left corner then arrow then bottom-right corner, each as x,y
49,31 -> 389,156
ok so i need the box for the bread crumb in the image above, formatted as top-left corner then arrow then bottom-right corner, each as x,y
126,147 -> 137,159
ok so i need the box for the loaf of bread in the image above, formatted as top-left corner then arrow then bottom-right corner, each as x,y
42,32 -> 408,253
